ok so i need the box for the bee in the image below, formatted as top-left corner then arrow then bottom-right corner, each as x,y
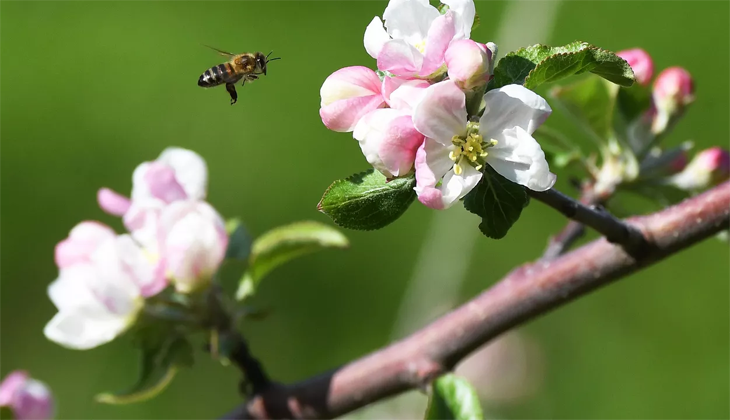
197,45 -> 280,105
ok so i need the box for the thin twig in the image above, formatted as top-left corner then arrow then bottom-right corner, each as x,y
221,181 -> 730,419
540,184 -> 600,261
528,188 -> 646,257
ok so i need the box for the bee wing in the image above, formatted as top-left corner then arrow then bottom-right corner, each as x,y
202,44 -> 235,57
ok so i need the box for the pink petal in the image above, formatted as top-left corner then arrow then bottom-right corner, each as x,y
354,109 -> 425,177
157,148 -> 208,201
388,79 -> 430,111
144,162 -> 188,203
445,39 -> 491,90
0,371 -> 28,406
320,94 -> 386,133
377,39 -> 424,77
97,188 -> 131,216
421,11 -> 457,76
413,80 -> 467,144
320,66 -> 382,107
55,221 -> 115,269
382,75 -> 411,107
414,138 -> 455,209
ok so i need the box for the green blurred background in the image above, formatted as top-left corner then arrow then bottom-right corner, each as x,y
2,1 -> 728,418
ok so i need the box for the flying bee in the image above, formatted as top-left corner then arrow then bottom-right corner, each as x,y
197,45 -> 280,105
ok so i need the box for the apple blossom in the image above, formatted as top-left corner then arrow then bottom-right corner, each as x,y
364,0 -> 475,79
0,371 -> 54,420
319,66 -> 386,132
158,200 -> 228,294
412,81 -> 555,209
44,222 -> 165,350
651,66 -> 694,134
353,80 -> 429,178
445,40 -> 497,90
616,48 -> 654,86
98,147 -> 208,216
670,147 -> 730,191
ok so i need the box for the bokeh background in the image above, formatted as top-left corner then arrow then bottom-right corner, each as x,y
2,1 -> 728,418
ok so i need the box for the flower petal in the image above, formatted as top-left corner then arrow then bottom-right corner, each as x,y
439,163 -> 482,208
13,378 -> 54,420
413,80 -> 467,145
0,371 -> 29,406
143,162 -> 188,203
421,11 -> 457,76
441,0 -> 476,39
383,0 -> 440,45
54,221 -> 115,269
115,234 -> 167,297
364,16 -> 390,59
480,84 -> 552,137
354,109 -> 424,177
388,79 -> 430,111
97,188 -> 131,217
320,94 -> 386,133
157,147 -> 208,201
123,198 -> 165,253
320,66 -> 382,107
382,75 -> 410,107
377,39 -> 424,77
486,126 -> 556,191
43,306 -> 134,350
414,138 -> 455,209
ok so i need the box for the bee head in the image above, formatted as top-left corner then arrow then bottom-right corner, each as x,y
255,51 -> 281,76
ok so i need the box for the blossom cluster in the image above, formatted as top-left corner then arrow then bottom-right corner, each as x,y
615,49 -> 729,192
319,0 -> 556,210
44,148 -> 228,350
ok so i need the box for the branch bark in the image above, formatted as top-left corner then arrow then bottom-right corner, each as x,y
222,181 -> 730,420
540,184 -> 601,261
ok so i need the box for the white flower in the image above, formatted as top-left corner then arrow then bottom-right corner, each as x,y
412,81 -> 556,209
44,222 -> 163,350
364,0 -> 475,78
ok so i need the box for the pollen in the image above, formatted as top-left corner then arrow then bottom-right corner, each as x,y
414,40 -> 427,54
449,123 -> 496,173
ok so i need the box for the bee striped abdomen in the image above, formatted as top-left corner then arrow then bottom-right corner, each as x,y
198,64 -> 233,87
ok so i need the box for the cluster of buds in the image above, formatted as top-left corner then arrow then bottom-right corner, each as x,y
44,148 -> 228,350
320,0 -> 556,209
0,371 -> 54,419
593,48 -> 728,195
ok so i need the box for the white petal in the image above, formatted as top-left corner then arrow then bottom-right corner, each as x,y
48,266 -> 98,311
157,148 -> 208,201
439,164 -> 482,208
414,137 -> 455,191
441,0 -> 476,39
383,0 -> 440,45
43,307 -> 136,350
123,198 -> 165,253
413,80 -> 467,145
486,126 -> 556,191
480,84 -> 552,137
364,16 -> 390,59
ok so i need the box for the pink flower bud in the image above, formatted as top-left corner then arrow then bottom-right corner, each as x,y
132,148 -> 208,204
97,188 -> 131,217
319,66 -> 385,132
617,48 -> 654,86
445,39 -> 495,90
671,147 -> 730,191
0,371 -> 54,420
650,67 -> 694,134
159,201 -> 228,294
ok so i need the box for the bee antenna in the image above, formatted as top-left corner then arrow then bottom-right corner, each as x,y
266,51 -> 281,62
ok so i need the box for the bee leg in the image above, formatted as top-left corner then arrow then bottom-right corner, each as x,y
226,83 -> 238,105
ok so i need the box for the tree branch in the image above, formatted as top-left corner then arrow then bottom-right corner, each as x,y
221,181 -> 730,420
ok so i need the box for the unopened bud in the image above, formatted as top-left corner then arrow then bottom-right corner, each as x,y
0,371 -> 54,419
445,40 -> 495,90
670,147 -> 729,191
651,67 -> 694,134
617,48 -> 654,86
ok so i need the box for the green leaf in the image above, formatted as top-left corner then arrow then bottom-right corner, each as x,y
95,332 -> 193,405
616,82 -> 652,124
318,169 -> 417,231
463,166 -> 529,239
236,221 -> 349,300
489,41 -> 635,91
425,374 -> 484,420
550,76 -> 617,143
534,126 -> 586,170
1,407 -> 15,419
225,218 -> 253,261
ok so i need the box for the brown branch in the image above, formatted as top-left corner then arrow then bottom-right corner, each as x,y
221,181 -> 730,420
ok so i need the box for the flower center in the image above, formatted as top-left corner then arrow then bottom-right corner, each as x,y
449,122 -> 498,175
414,39 -> 427,54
